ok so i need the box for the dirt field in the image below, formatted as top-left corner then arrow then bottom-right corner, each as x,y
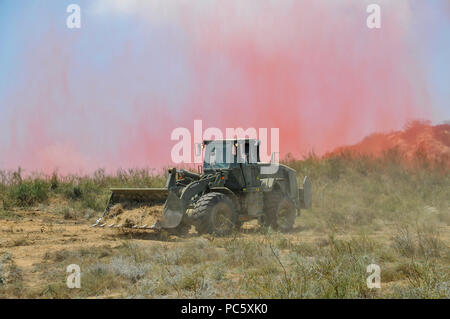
0,201 -> 448,298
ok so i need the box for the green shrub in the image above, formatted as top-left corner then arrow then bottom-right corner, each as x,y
50,172 -> 59,191
8,179 -> 49,207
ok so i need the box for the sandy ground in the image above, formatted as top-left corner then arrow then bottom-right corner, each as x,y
0,210 -> 121,290
0,208 -> 305,291
1,207 -> 448,294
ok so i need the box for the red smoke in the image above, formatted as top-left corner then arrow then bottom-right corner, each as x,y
182,1 -> 430,156
329,121 -> 450,168
1,1 -> 433,174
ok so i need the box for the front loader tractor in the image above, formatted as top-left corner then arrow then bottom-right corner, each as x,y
93,139 -> 312,235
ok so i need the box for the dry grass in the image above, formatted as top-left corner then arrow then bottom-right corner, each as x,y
0,155 -> 448,298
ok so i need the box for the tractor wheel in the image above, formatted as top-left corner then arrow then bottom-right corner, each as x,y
192,192 -> 238,236
260,191 -> 296,232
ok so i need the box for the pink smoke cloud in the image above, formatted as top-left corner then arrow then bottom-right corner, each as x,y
1,1 -> 431,174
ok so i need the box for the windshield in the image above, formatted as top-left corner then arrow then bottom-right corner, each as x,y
203,141 -> 242,169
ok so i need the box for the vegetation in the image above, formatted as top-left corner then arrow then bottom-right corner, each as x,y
0,168 -> 166,212
0,151 -> 448,298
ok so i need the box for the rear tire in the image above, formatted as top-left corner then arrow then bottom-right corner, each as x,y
192,192 -> 237,236
260,190 -> 296,232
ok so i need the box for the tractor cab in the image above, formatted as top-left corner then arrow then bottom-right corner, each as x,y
202,139 -> 260,170
202,139 -> 262,191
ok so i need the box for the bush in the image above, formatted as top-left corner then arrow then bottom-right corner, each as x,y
242,235 -> 379,298
392,224 -> 445,258
9,179 -> 49,207
91,256 -> 150,283
390,261 -> 450,298
50,172 -> 59,191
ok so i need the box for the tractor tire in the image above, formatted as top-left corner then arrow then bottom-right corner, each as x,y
192,192 -> 238,236
260,191 -> 296,232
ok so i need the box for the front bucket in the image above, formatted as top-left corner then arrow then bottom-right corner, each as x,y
93,187 -> 186,230
93,188 -> 169,228
158,190 -> 185,229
